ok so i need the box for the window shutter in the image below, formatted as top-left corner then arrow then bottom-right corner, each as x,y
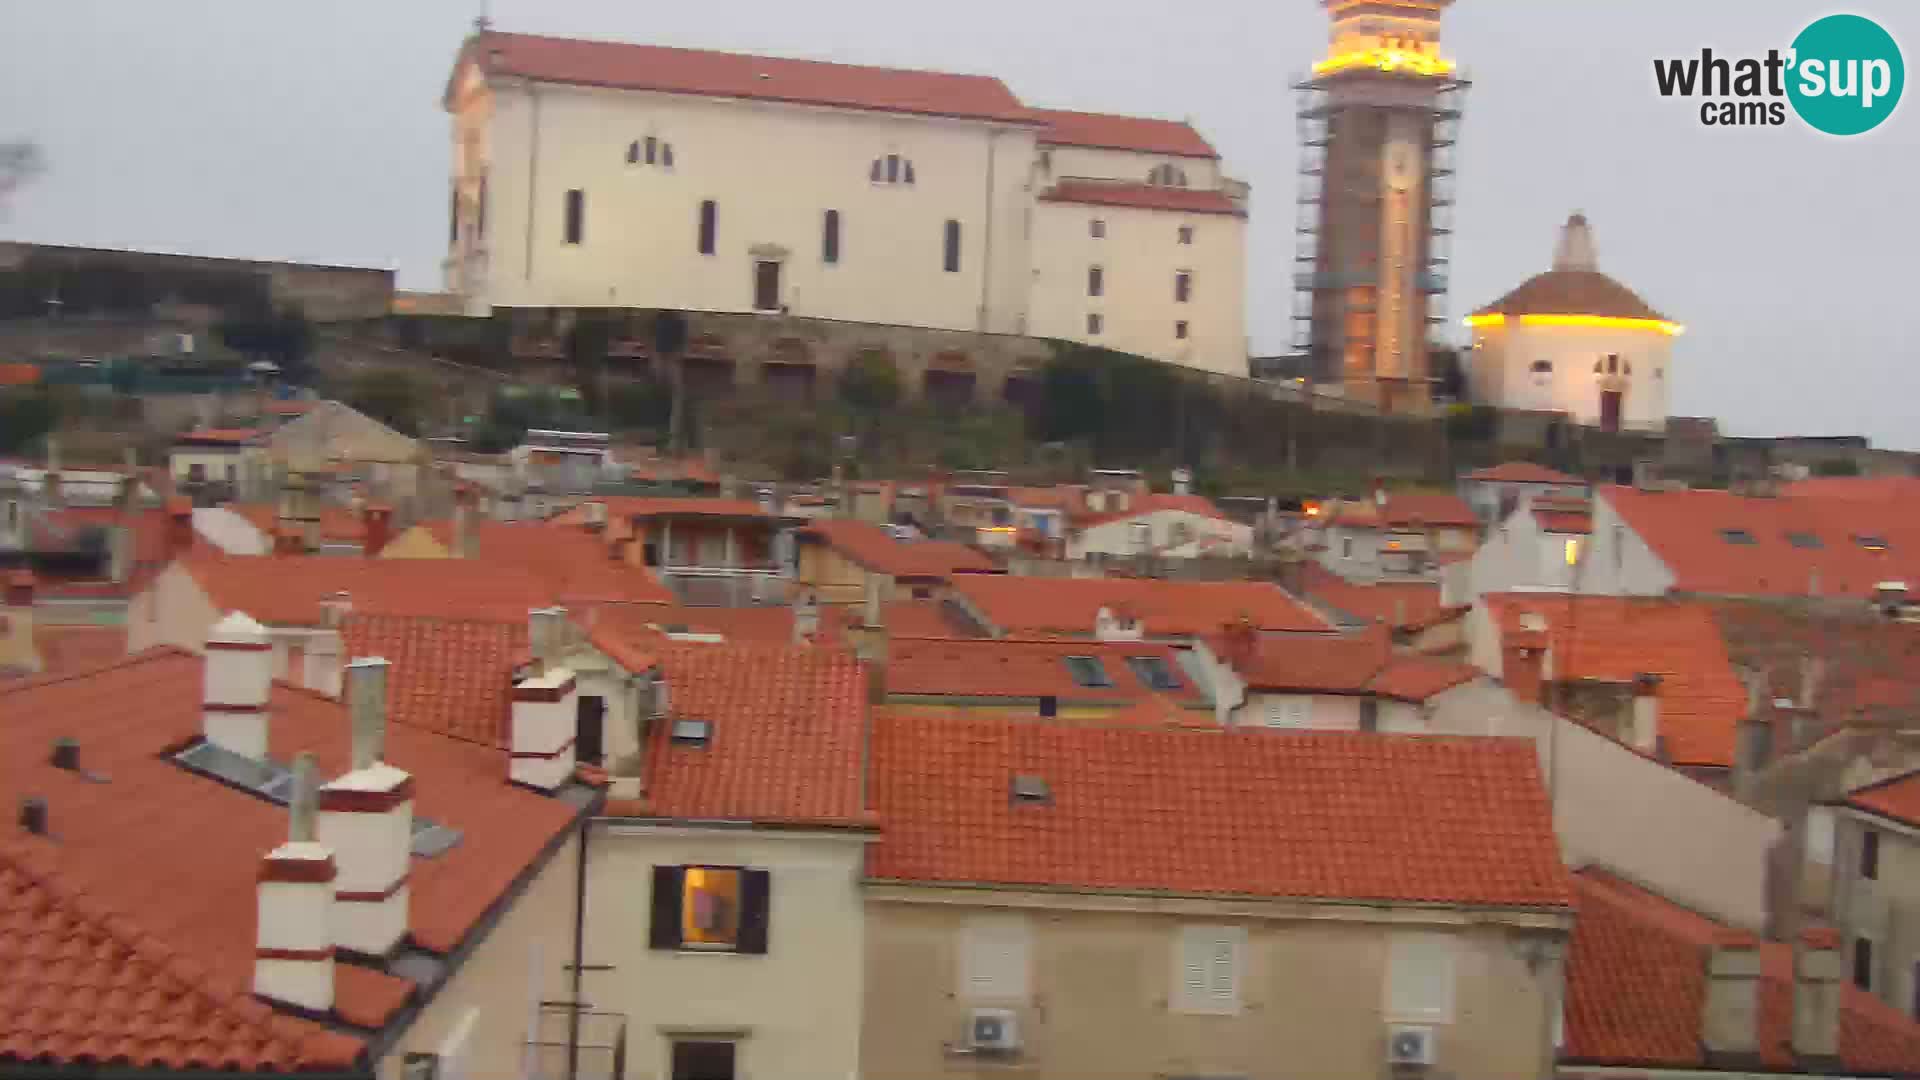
737,868 -> 772,954
649,865 -> 685,950
1175,926 -> 1241,1013
1386,933 -> 1455,1022
960,917 -> 1030,1001
1180,932 -> 1209,1003
1207,934 -> 1237,1003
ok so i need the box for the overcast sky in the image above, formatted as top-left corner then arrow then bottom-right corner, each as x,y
2,1 -> 1912,446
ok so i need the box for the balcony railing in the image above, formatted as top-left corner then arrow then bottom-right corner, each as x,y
522,1004 -> 627,1080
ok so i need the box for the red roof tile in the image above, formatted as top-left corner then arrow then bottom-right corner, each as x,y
1471,269 -> 1672,322
1564,869 -> 1920,1072
0,362 -> 39,386
1071,492 -> 1233,530
1781,476 -> 1920,502
1713,601 -> 1920,736
587,602 -> 855,646
1040,181 -> 1244,217
548,496 -> 773,526
0,835 -> 364,1072
888,637 -> 1205,705
27,623 -> 127,678
1845,769 -> 1920,828
609,642 -> 870,828
409,521 -> 677,605
179,551 -> 566,625
1298,564 -> 1459,632
1484,595 -> 1746,767
800,519 -> 995,577
1323,491 -> 1480,530
1030,108 -> 1218,158
1605,485 -> 1920,599
1534,507 -> 1594,534
952,575 -> 1332,637
176,428 -> 264,446
0,650 -> 579,1061
342,613 -> 525,747
229,503 -> 368,544
460,31 -> 1035,125
868,711 -> 1572,906
1368,655 -> 1481,702
1466,462 -> 1583,484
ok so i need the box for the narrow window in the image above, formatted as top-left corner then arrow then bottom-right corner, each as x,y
1360,698 -> 1380,733
670,1041 -> 737,1080
870,159 -> 883,183
1178,225 -> 1195,245
823,209 -> 841,264
1606,353 -> 1620,374
1088,265 -> 1104,297
476,175 -> 487,239
1087,313 -> 1103,336
1175,320 -> 1189,340
903,160 -> 916,185
1530,360 -> 1554,374
626,141 -> 640,165
886,154 -> 901,183
1175,271 -> 1192,303
1863,828 -> 1881,880
1090,218 -> 1106,238
645,136 -> 659,165
563,189 -> 584,245
943,220 -> 961,273
662,143 -> 675,168
1855,937 -> 1875,990
698,200 -> 717,255
447,185 -> 460,249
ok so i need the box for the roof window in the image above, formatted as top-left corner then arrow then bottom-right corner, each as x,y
1011,774 -> 1051,804
1785,531 -> 1823,549
1855,534 -> 1891,552
1719,528 -> 1757,545
1063,655 -> 1114,688
1126,655 -> 1184,691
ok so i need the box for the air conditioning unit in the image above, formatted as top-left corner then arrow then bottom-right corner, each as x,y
965,1008 -> 1021,1053
1387,1024 -> 1436,1067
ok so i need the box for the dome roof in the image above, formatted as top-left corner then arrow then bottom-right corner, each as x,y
1469,268 -> 1671,323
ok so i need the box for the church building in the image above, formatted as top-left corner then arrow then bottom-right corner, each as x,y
442,30 -> 1249,376
1463,213 -> 1682,432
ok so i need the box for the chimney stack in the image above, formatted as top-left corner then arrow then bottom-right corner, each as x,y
850,581 -> 889,704
362,504 -> 392,557
4,568 -> 33,609
1631,673 -> 1662,753
254,753 -> 336,1012
204,611 -> 273,759
511,610 -> 579,790
1502,644 -> 1549,707
319,591 -> 352,630
1702,930 -> 1762,1065
1171,466 -> 1192,497
43,435 -> 63,508
793,589 -> 821,646
317,657 -> 413,957
1792,927 -> 1844,1067
165,496 -> 194,558
452,484 -> 479,558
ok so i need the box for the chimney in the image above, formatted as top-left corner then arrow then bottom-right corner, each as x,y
43,435 -> 63,508
1799,655 -> 1825,712
106,524 -> 135,584
204,611 -> 273,759
305,625 -> 344,698
1703,931 -> 1763,1064
317,657 -> 413,956
1217,616 -> 1258,674
319,590 -> 352,630
165,496 -> 194,558
1792,927 -> 1844,1067
1172,466 -> 1192,497
4,568 -> 33,609
793,589 -> 821,646
582,501 -> 607,532
253,753 -> 336,1012
851,583 -> 889,704
1631,673 -> 1662,753
452,489 -> 478,559
1503,644 -> 1548,706
511,613 -> 579,790
362,504 -> 392,557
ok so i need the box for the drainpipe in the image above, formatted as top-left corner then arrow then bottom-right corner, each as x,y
978,128 -> 997,333
524,84 -> 542,281
566,816 -> 589,1080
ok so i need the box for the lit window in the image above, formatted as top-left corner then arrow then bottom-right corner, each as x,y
682,866 -> 741,947
1178,225 -> 1194,245
1090,219 -> 1106,238
1063,655 -> 1114,688
649,865 -> 770,954
1855,534 -> 1891,551
1564,537 -> 1581,566
1087,313 -> 1103,335
1719,528 -> 1757,545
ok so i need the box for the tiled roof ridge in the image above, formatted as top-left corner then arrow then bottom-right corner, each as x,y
0,834 -> 360,1068
482,27 -> 1016,86
0,644 -> 192,697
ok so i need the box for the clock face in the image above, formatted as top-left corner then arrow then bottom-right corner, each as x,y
1384,141 -> 1418,192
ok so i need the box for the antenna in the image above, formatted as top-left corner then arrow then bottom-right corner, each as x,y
474,0 -> 493,33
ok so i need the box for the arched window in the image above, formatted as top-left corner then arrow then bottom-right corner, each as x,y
626,137 -> 675,168
1148,163 -> 1189,188
872,154 -> 917,185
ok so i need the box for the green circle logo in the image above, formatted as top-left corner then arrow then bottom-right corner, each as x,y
1788,14 -> 1904,135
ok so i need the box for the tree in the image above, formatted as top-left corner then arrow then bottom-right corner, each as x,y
344,369 -> 431,435
839,349 -> 902,412
0,390 -> 57,454
0,140 -> 42,208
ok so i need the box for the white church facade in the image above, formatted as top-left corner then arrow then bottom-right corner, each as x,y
1462,214 -> 1682,432
443,31 -> 1249,376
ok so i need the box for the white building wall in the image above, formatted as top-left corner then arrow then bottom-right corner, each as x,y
1030,198 -> 1246,374
470,80 -> 1035,334
191,506 -> 270,555
1069,510 -> 1251,560
1581,494 -> 1676,597
587,826 -> 867,1080
1244,691 -> 1365,731
1312,525 -> 1386,583
1468,324 -> 1674,431
1042,144 -> 1222,189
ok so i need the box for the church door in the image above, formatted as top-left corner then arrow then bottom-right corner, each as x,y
1599,389 -> 1623,432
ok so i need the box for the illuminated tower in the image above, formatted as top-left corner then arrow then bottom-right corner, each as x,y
1291,0 -> 1467,413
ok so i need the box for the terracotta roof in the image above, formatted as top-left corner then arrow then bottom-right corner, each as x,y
1604,485 -> 1920,599
176,428 -> 264,446
179,551 -> 565,625
1534,506 -> 1594,534
1220,624 -> 1476,702
1781,476 -> 1920,502
0,649 -> 580,1065
1072,492 -> 1234,530
0,362 -> 39,386
408,521 -> 676,605
230,503 -> 368,544
628,457 -> 721,485
952,575 -> 1332,637
1297,564 -> 1460,632
1368,655 -> 1482,702
458,31 -> 1035,125
30,505 -> 175,598
1847,770 -> 1920,829
265,400 -> 316,417
1563,869 -> 1920,1073
548,496 -> 773,525
27,623 -> 127,678
602,642 -> 870,828
1466,462 -> 1583,484
342,613 -> 526,747
0,835 -> 363,1073
1039,181 -> 1244,217
868,711 -> 1572,906
1323,492 -> 1479,530
1470,269 -> 1671,322
1484,594 -> 1746,767
800,519 -> 995,577
1030,108 -> 1218,158
888,637 -> 1206,704
587,602 -> 855,646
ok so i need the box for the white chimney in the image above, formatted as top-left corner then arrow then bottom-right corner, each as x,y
204,611 -> 273,759
317,657 -> 413,956
793,589 -> 821,645
304,628 -> 344,698
1171,467 -> 1192,496
1792,928 -> 1844,1064
1631,673 -> 1662,754
319,590 -> 352,629
511,663 -> 580,791
1702,933 -> 1762,1062
254,753 -> 336,1011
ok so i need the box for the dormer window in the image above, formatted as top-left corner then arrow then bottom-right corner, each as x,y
871,154 -> 916,185
1063,655 -> 1114,688
1148,163 -> 1189,188
626,136 -> 675,168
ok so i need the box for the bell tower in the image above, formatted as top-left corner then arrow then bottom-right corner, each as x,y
1291,0 -> 1468,413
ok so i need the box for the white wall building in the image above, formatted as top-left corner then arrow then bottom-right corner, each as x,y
443,31 -> 1249,375
1463,214 -> 1682,432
